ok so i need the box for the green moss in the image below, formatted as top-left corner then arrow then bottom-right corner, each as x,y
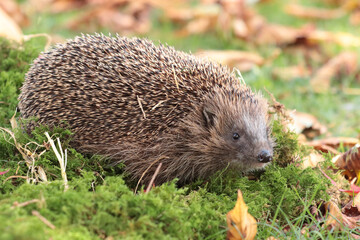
0,173 -> 230,239
205,163 -> 329,223
0,38 -> 41,126
271,119 -> 310,167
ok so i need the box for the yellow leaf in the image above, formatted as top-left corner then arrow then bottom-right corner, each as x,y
226,190 -> 257,240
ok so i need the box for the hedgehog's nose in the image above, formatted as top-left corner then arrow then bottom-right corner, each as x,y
257,150 -> 272,163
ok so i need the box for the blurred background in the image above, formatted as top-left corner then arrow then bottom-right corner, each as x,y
1,0 -> 360,141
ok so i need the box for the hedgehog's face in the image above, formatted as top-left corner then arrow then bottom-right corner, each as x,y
200,88 -> 275,172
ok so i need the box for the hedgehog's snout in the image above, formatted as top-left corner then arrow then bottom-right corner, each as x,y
257,150 -> 272,163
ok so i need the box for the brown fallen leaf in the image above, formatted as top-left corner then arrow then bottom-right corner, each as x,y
324,201 -> 358,231
350,10 -> 360,25
226,190 -> 257,240
67,1 -> 151,34
288,111 -> 327,139
0,0 -> 29,27
343,192 -> 360,215
196,50 -> 264,72
166,4 -> 220,23
176,18 -> 214,37
310,52 -> 358,92
301,152 -> 325,169
307,137 -> 359,153
252,22 -> 316,46
312,144 -> 340,155
0,7 -> 23,42
284,4 -> 345,20
309,30 -> 360,47
272,65 -> 311,81
332,144 -> 360,180
355,192 -> 360,209
51,0 -> 88,12
333,144 -> 360,170
310,200 -> 360,238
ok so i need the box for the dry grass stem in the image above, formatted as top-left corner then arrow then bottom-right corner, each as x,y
145,162 -> 162,193
0,127 -> 46,183
134,156 -> 167,194
234,68 -> 246,85
45,132 -> 69,191
23,33 -> 52,50
137,95 -> 147,119
151,100 -> 165,111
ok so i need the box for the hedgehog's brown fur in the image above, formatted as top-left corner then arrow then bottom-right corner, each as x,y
19,34 -> 275,185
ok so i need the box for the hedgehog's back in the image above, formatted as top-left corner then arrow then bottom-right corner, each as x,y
18,34 -> 239,147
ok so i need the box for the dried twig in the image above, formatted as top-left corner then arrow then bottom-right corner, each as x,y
32,210 -> 56,229
4,175 -> 28,182
11,199 -> 40,209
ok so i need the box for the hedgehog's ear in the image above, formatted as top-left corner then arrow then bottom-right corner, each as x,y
202,108 -> 216,128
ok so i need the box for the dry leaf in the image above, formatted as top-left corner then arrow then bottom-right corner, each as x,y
324,201 -> 360,237
332,144 -> 360,181
307,137 -> 359,154
166,8 -> 193,22
0,0 -> 29,26
343,192 -> 360,216
354,192 -> 360,211
287,111 -> 327,139
37,166 -> 48,182
333,144 -> 360,170
176,18 -> 213,37
167,4 -> 220,22
196,50 -> 264,72
232,19 -> 248,38
65,1 -> 151,34
301,152 -> 325,169
284,4 -> 345,20
324,201 -> 350,230
309,30 -> 360,47
51,0 -> 88,12
350,11 -> 360,25
310,52 -> 358,92
311,200 -> 360,238
0,7 -> 23,42
226,190 -> 257,240
312,144 -> 340,155
272,65 -> 311,81
252,23 -> 316,45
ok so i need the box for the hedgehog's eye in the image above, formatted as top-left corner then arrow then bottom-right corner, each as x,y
233,133 -> 240,140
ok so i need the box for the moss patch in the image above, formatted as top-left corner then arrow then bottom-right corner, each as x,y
0,38 -> 41,126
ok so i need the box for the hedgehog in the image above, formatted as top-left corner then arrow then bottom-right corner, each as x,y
18,34 -> 275,185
